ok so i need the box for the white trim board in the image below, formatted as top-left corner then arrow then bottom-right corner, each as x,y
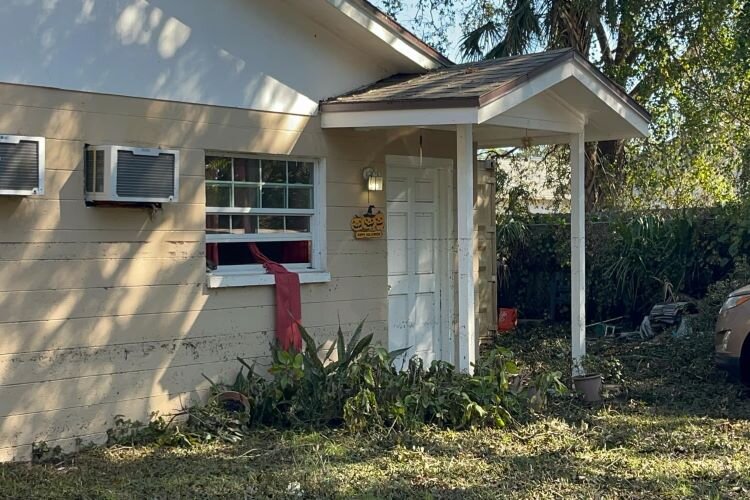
325,0 -> 445,70
208,270 -> 331,288
204,155 -> 328,288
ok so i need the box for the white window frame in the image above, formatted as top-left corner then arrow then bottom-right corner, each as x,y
205,152 -> 328,288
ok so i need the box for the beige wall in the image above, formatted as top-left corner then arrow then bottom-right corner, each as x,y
0,83 -> 494,461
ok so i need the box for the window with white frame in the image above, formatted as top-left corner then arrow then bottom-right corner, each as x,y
205,154 -> 325,275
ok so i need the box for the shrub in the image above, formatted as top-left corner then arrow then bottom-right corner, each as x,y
697,257 -> 750,330
137,321 -> 566,445
501,203 -> 750,323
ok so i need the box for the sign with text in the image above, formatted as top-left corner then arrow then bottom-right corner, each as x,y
351,211 -> 384,239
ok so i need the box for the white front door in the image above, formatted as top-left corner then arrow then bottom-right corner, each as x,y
386,159 -> 451,365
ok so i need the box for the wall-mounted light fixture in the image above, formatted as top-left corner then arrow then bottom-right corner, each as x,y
363,167 -> 383,192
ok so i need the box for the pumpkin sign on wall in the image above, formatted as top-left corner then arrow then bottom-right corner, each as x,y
351,205 -> 384,239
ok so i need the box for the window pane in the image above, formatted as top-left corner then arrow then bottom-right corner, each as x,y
206,214 -> 230,234
286,216 -> 311,232
213,241 -> 310,266
205,156 -> 232,181
234,158 -> 260,182
261,159 -> 286,183
206,183 -> 231,207
231,215 -> 258,234
234,185 -> 259,208
258,241 -> 310,264
288,161 -> 312,184
259,215 -> 285,233
288,187 -> 312,209
262,186 -> 286,208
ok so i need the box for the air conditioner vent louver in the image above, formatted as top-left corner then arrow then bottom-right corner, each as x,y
0,135 -> 44,195
116,150 -> 176,199
85,145 -> 179,204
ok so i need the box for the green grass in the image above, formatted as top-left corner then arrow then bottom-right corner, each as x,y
2,327 -> 749,499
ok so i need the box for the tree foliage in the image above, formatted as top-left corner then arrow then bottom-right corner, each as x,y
375,0 -> 750,210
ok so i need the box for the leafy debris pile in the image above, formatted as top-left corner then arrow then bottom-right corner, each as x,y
108,321 -> 565,447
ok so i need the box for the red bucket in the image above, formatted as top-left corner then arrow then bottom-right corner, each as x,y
498,308 -> 518,331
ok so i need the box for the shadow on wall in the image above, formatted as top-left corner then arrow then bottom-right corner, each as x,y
0,0 -> 390,115
0,76 -> 401,459
0,82 -> 310,459
0,0 -> 446,453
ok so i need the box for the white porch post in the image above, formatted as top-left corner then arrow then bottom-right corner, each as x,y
457,124 -> 476,373
570,133 -> 586,375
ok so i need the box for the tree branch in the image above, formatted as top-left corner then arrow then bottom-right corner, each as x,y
593,18 -> 614,65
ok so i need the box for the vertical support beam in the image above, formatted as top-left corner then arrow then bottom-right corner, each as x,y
457,124 -> 476,373
570,133 -> 586,375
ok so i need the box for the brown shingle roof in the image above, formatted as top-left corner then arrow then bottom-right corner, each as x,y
321,48 -> 650,121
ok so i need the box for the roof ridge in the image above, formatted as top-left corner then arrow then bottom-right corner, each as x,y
430,47 -> 574,74
475,49 -> 576,104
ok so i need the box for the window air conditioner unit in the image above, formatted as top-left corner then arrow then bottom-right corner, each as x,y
0,134 -> 45,196
85,145 -> 179,204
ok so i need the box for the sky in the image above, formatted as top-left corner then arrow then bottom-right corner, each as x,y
372,1 -> 608,66
371,0 -> 467,62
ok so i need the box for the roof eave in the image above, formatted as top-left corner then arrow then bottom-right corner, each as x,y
327,0 -> 453,70
322,50 -> 651,130
320,96 -> 478,113
569,52 -> 651,122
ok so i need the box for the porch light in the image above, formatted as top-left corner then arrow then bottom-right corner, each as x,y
363,167 -> 383,191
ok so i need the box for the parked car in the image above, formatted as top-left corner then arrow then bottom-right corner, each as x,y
715,285 -> 750,384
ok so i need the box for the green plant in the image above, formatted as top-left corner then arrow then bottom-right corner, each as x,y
269,349 -> 304,390
30,442 -> 64,465
501,204 -> 750,324
573,354 -> 624,386
113,321 -> 566,446
697,257 -> 750,330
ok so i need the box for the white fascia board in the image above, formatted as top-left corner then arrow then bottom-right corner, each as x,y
326,0 -> 443,70
321,107 -> 478,128
477,62 -> 576,123
477,59 -> 650,138
569,61 -> 651,138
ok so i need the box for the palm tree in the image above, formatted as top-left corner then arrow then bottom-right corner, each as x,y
460,0 -> 598,62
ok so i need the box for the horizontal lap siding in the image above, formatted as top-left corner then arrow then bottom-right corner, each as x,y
0,297 -> 388,355
0,391 -> 208,460
0,240 -> 204,262
0,322 -> 389,387
0,84 -> 410,461
0,277 -> 385,324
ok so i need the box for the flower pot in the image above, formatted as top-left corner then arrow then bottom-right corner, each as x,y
216,391 -> 251,413
572,374 -> 603,402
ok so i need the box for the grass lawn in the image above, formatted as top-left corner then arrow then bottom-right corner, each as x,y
2,327 -> 749,499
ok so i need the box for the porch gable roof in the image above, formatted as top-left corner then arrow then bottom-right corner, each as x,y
320,49 -> 651,143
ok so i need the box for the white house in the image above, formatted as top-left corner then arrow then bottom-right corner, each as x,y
0,0 -> 649,461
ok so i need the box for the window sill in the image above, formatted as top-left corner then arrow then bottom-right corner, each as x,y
207,270 -> 331,289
